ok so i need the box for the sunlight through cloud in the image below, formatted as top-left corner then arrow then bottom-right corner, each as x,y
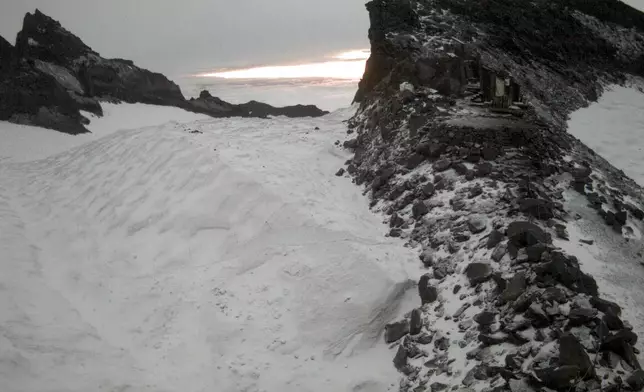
198,49 -> 370,80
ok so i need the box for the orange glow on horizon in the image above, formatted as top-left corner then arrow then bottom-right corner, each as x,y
197,49 -> 370,80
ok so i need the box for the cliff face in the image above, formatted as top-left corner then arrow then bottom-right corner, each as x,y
0,10 -> 327,134
346,1 -> 644,391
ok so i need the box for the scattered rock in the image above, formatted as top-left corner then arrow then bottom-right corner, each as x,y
568,307 -> 598,327
627,370 -> 644,391
487,230 -> 504,249
412,201 -> 430,218
468,215 -> 488,234
453,284 -> 462,294
465,263 -> 493,285
453,303 -> 471,318
616,210 -> 628,226
410,308 -> 423,335
431,382 -> 449,392
519,198 -> 555,220
526,304 -> 550,327
507,221 -> 549,247
502,272 -> 527,302
393,344 -> 408,370
474,311 -> 497,326
406,153 -> 426,169
475,162 -> 493,177
454,162 -> 469,175
335,168 -> 345,176
423,182 -> 435,197
536,252 -> 598,296
579,239 -> 594,245
492,243 -> 507,262
534,366 -> 581,390
390,213 -> 405,228
434,160 -> 451,172
590,297 -> 621,316
559,333 -> 595,378
526,243 -> 546,262
603,313 -> 625,331
418,274 -> 438,304
385,320 -> 410,343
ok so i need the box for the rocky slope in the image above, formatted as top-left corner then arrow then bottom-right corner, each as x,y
0,10 -> 327,134
343,0 -> 644,391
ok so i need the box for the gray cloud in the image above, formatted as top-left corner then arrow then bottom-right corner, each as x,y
0,0 -> 370,77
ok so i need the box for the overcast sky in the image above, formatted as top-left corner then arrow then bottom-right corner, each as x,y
0,0 -> 370,77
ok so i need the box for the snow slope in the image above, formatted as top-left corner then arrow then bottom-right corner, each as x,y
568,82 -> 644,186
0,106 -> 419,392
0,103 -> 208,163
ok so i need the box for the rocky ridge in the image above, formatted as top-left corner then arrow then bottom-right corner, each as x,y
341,1 -> 644,391
0,10 -> 328,134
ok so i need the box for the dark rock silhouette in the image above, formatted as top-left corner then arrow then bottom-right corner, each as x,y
0,9 -> 328,134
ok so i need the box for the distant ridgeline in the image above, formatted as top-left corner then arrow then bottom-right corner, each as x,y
344,0 -> 644,391
0,10 -> 327,134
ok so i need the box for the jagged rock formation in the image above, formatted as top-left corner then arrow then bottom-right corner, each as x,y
188,90 -> 328,118
0,10 -> 328,134
343,0 -> 644,391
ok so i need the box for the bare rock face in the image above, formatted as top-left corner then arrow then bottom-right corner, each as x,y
0,9 -> 328,133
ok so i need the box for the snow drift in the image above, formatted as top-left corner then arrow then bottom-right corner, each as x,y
0,107 -> 419,392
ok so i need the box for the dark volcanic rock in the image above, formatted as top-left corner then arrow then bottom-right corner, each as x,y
486,230 -> 505,249
412,201 -> 430,218
568,307 -> 598,327
536,252 -> 598,296
519,198 -> 555,220
410,308 -> 423,335
534,366 -> 582,390
474,311 -> 497,326
468,215 -> 488,234
559,334 -> 595,378
507,221 -> 549,247
627,370 -> 644,391
501,272 -> 526,302
590,297 -> 622,317
465,262 -> 493,285
385,320 -> 410,343
419,274 -> 439,304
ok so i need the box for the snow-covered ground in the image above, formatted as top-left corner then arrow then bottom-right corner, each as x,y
0,105 -> 420,392
568,82 -> 644,186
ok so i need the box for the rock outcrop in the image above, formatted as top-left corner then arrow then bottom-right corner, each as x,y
187,90 -> 328,118
0,10 -> 328,134
342,0 -> 644,391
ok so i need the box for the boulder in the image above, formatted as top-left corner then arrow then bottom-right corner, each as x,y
385,320 -> 410,343
474,311 -> 497,326
526,243 -> 546,262
465,262 -> 493,285
487,230 -> 505,249
502,272 -> 527,302
536,252 -> 598,296
627,370 -> 644,391
393,344 -> 408,370
519,198 -> 555,220
433,159 -> 451,172
559,333 -> 595,378
412,201 -> 430,218
507,221 -> 549,247
567,307 -> 598,327
410,308 -> 423,335
590,297 -> 622,316
468,215 -> 488,234
534,366 -> 582,390
418,274 -> 438,304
